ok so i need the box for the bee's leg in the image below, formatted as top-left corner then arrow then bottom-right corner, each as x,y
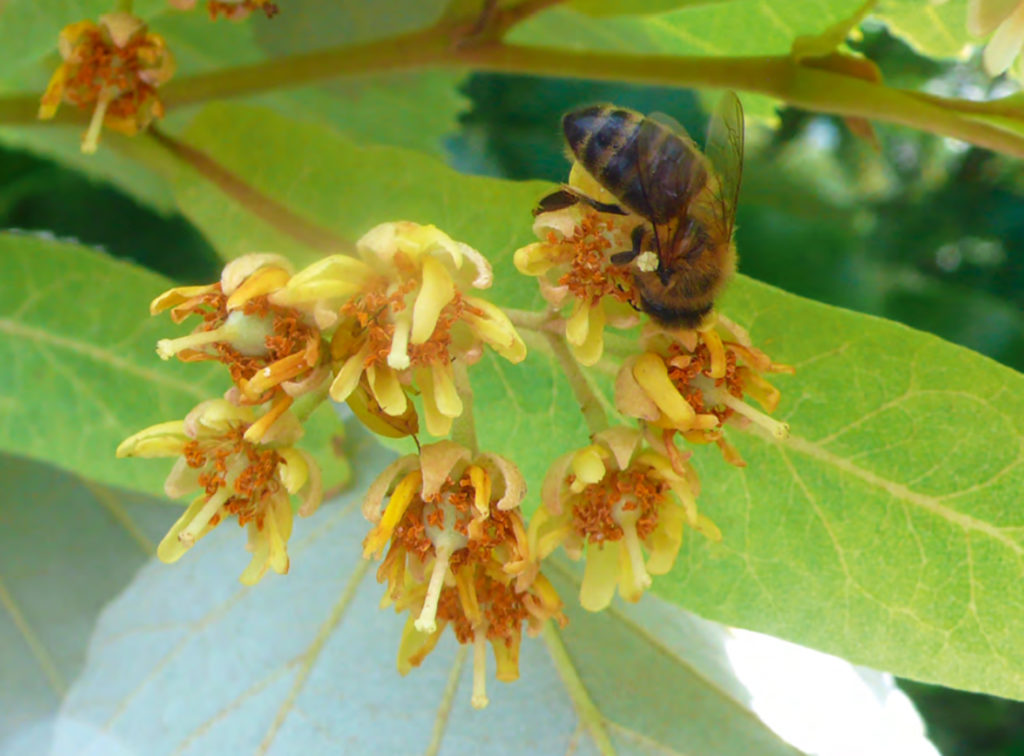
534,186 -> 628,217
577,193 -> 628,215
534,188 -> 581,216
609,224 -> 646,265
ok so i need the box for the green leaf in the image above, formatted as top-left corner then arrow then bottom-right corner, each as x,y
670,276 -> 1024,701
0,232 -> 349,497
791,0 -> 877,60
506,0 -> 870,121
0,453 -> 172,753
0,232 -> 226,494
873,0 -> 974,60
161,103 -> 1024,699
160,2 -> 468,156
509,0 -> 871,56
47,433 -> 806,756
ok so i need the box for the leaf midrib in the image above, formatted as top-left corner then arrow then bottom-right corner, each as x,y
0,316 -> 211,401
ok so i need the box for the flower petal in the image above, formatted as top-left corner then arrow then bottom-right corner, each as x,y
579,542 -> 621,612
614,356 -> 661,421
116,420 -> 187,458
632,352 -> 696,427
363,470 -> 423,558
420,441 -> 472,499
276,447 -> 310,494
985,1 -> 1024,74
569,302 -> 606,366
415,366 -> 453,437
969,0 -> 1021,36
367,364 -> 409,416
149,284 -> 217,315
397,615 -> 444,675
645,504 -> 685,575
479,453 -> 526,511
156,496 -> 211,564
570,446 -> 606,487
225,265 -> 290,310
362,454 -> 420,523
541,452 -> 575,515
329,342 -> 372,402
411,255 -> 455,344
462,297 -> 527,364
431,361 -> 463,418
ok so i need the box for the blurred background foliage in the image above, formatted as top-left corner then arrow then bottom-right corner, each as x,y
2,16 -> 1023,755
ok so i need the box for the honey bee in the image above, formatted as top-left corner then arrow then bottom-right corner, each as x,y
536,92 -> 744,329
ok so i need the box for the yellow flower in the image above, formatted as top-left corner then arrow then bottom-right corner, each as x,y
272,222 -> 527,437
170,0 -> 280,20
116,399 -> 322,585
151,253 -> 330,443
615,314 -> 792,466
38,13 -> 175,153
529,427 -> 719,612
969,0 -> 1024,76
362,441 -> 564,709
514,164 -> 643,366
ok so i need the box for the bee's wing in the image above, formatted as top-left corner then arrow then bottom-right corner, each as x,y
635,112 -> 705,227
703,91 -> 745,238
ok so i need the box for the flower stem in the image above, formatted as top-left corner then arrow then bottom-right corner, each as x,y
139,45 -> 1024,160
5,10 -> 1024,158
544,331 -> 609,437
451,360 -> 479,455
504,307 -> 557,332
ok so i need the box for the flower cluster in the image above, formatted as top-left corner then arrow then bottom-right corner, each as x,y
169,0 -> 280,20
117,400 -> 321,584
513,125 -> 792,607
151,253 -> 330,444
38,13 -> 174,153
121,223 -> 529,593
363,442 -> 564,708
514,164 -> 642,365
529,427 -> 718,610
273,222 -> 526,437
616,314 -> 793,466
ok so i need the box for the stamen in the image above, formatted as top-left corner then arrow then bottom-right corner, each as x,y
244,351 -> 310,396
243,394 -> 294,443
471,628 -> 490,710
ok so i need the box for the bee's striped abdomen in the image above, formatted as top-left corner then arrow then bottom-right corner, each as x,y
562,105 -> 707,224
563,106 -> 647,214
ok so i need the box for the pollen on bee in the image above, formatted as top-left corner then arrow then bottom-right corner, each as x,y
636,251 -> 660,273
